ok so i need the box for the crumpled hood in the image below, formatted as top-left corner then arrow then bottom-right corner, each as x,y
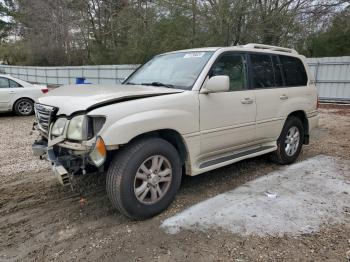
38,84 -> 184,116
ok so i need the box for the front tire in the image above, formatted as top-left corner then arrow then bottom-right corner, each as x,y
14,98 -> 34,116
271,116 -> 304,165
106,138 -> 182,220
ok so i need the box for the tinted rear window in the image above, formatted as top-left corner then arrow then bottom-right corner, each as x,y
250,54 -> 275,88
272,56 -> 283,87
279,55 -> 307,86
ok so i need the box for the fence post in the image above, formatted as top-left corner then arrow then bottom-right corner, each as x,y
56,68 -> 59,85
98,66 -> 100,84
45,68 -> 48,85
315,61 -> 320,84
68,67 -> 71,85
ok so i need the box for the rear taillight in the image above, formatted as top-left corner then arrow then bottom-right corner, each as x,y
41,89 -> 49,94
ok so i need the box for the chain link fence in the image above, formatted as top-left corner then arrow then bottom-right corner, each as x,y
0,64 -> 139,86
307,57 -> 350,103
1,56 -> 349,103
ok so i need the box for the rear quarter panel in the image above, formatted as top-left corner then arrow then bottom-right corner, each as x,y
11,87 -> 44,107
285,85 -> 318,114
279,57 -> 319,140
284,57 -> 318,117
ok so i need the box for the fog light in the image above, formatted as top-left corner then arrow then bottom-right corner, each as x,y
89,137 -> 107,167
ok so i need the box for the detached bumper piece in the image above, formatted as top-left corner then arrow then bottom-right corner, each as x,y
47,149 -> 71,187
32,139 -> 73,187
52,164 -> 70,186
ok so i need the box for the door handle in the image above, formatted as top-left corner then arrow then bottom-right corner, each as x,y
241,98 -> 254,104
9,91 -> 16,94
280,94 -> 288,100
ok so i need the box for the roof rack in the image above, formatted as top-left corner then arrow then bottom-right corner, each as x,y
243,43 -> 298,54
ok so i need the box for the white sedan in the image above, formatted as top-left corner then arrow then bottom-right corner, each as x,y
0,74 -> 49,116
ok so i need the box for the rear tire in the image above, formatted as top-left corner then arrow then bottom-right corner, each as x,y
14,98 -> 34,116
270,116 -> 304,165
106,138 -> 182,220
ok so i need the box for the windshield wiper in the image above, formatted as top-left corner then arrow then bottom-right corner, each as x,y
141,82 -> 174,88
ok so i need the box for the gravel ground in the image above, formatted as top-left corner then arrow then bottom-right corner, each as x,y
0,108 -> 350,261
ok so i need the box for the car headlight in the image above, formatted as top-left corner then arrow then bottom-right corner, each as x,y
67,115 -> 88,141
51,118 -> 67,136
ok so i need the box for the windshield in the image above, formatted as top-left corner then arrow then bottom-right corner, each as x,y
125,51 -> 214,90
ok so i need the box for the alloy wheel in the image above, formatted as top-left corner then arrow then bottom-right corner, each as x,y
134,155 -> 172,205
284,126 -> 300,156
18,100 -> 33,115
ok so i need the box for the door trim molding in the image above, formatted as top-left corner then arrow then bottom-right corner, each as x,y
201,121 -> 255,135
256,117 -> 284,125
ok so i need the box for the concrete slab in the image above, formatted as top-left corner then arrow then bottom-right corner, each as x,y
161,155 -> 350,236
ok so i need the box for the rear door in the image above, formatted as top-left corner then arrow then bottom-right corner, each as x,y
0,77 -> 14,110
249,53 -> 289,143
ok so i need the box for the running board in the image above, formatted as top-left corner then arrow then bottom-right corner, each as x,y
199,146 -> 276,169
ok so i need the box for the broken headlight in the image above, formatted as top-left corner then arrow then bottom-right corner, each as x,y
67,115 -> 106,141
51,118 -> 67,136
67,115 -> 88,141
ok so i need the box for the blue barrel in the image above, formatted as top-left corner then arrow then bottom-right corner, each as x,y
75,77 -> 86,84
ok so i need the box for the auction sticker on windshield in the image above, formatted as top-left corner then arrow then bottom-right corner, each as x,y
183,52 -> 205,58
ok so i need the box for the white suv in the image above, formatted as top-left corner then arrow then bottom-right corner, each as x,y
32,44 -> 319,219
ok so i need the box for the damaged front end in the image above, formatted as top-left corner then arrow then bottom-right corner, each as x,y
32,103 -> 108,186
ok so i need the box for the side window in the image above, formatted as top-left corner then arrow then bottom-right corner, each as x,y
250,54 -> 275,88
210,53 -> 246,91
272,56 -> 283,87
9,79 -> 22,87
279,55 -> 308,86
0,77 -> 10,88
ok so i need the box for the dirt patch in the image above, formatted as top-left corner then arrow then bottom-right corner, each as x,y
319,103 -> 350,110
0,109 -> 350,261
319,103 -> 350,116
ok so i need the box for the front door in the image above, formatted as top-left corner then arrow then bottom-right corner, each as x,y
199,52 -> 256,158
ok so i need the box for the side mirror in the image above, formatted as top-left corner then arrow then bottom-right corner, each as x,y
201,75 -> 230,94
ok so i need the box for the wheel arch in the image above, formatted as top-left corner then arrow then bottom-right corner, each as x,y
127,129 -> 189,166
12,97 -> 35,111
287,110 -> 309,144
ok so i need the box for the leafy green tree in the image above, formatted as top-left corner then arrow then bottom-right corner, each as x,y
0,0 -> 16,40
1,0 -> 349,65
305,6 -> 350,57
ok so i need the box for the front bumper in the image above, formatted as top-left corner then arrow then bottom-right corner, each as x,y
32,138 -> 99,186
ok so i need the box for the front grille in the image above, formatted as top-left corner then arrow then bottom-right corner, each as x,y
34,103 -> 57,134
